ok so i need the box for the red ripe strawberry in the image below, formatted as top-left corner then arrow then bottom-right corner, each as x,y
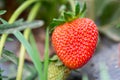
52,18 -> 98,69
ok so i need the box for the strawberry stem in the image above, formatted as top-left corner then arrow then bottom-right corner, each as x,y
43,27 -> 50,80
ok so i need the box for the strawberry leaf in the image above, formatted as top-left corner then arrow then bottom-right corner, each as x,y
80,2 -> 86,16
50,18 -> 65,27
0,18 -> 24,26
0,10 -> 6,15
2,49 -> 18,64
0,19 -> 24,29
49,55 -> 58,61
49,2 -> 87,32
80,10 -> 86,18
55,60 -> 63,66
0,18 -> 8,24
64,11 -> 74,21
75,2 -> 80,16
49,18 -> 65,32
0,20 -> 44,34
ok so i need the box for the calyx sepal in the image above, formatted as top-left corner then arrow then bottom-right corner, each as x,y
49,2 -> 86,32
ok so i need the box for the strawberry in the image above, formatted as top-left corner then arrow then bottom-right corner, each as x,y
48,62 -> 70,80
51,18 -> 98,69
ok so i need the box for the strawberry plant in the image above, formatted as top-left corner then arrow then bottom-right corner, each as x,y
49,1 -> 98,70
0,0 -> 98,80
0,0 -> 119,80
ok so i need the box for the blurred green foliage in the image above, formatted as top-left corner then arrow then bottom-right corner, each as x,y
37,0 -> 68,25
94,0 -> 120,25
85,0 -> 120,41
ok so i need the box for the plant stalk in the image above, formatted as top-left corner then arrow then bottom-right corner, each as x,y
16,2 -> 41,80
43,27 -> 49,80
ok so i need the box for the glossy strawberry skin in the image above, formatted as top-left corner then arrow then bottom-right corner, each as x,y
52,18 -> 98,69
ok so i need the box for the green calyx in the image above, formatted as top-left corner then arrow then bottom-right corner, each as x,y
49,2 -> 86,30
49,55 -> 63,66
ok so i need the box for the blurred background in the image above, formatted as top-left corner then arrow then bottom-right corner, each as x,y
0,0 -> 120,80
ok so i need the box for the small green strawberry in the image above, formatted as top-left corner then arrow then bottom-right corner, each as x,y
51,2 -> 98,69
48,55 -> 70,80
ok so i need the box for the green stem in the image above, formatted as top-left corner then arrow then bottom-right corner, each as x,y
82,73 -> 88,80
0,0 -> 37,57
0,33 -> 7,57
9,0 -> 37,24
16,2 -> 41,80
43,27 -> 49,80
13,31 -> 43,80
99,62 -> 110,80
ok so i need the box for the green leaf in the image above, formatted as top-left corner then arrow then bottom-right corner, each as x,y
23,64 -> 37,80
49,18 -> 65,33
64,11 -> 74,21
99,23 -> 120,42
13,18 -> 24,24
0,18 -> 8,24
29,32 -> 41,61
80,2 -> 86,16
27,33 -> 40,79
50,18 -> 65,27
0,20 -> 44,34
49,55 -> 58,61
0,18 -> 24,26
55,60 -> 63,66
2,49 -> 37,80
0,10 -> 6,15
75,2 -> 80,16
0,18 -> 24,24
2,49 -> 18,64
13,31 -> 44,80
98,1 -> 120,25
